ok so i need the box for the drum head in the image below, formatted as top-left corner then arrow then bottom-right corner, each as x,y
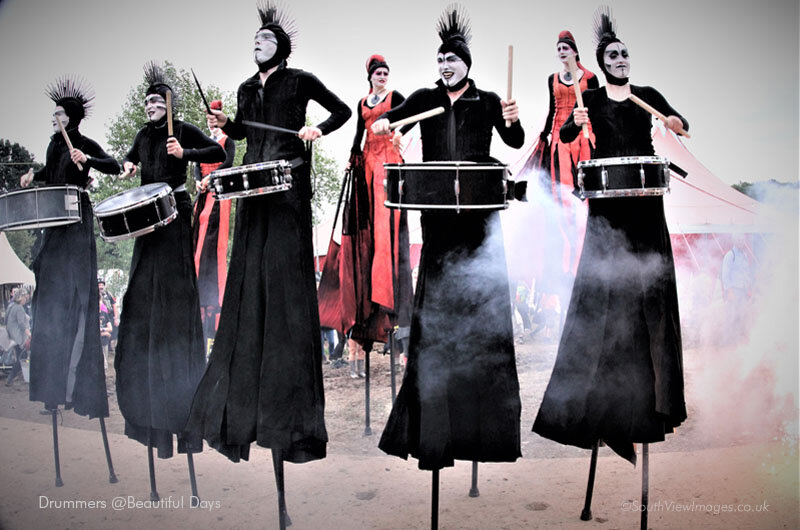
95,183 -> 171,215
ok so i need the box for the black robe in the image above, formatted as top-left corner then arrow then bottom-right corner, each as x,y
29,128 -> 120,417
377,79 -> 525,470
532,86 -> 688,464
186,66 -> 351,463
115,118 -> 225,458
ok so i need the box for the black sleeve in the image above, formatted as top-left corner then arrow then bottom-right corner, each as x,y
490,92 -> 525,148
392,92 -> 415,135
350,99 -> 365,155
32,142 -> 52,182
380,88 -> 430,129
221,85 -> 248,141
540,74 -> 555,138
180,123 -> 226,163
220,138 -> 236,169
300,72 -> 352,135
560,91 -> 589,144
193,163 -> 202,181
122,129 -> 144,166
587,74 -> 600,90
82,138 -> 120,175
636,86 -> 689,132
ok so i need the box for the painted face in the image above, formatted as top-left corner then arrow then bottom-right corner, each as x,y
603,42 -> 630,79
144,93 -> 167,122
557,42 -> 576,64
52,106 -> 68,133
437,52 -> 468,88
370,67 -> 389,91
254,29 -> 278,65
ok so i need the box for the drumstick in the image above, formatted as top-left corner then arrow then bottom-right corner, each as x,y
56,119 -> 83,171
191,68 -> 212,114
389,107 -> 445,130
627,94 -> 691,138
117,168 -> 133,180
166,91 -> 174,137
505,45 -> 513,128
566,56 -> 590,141
242,120 -> 300,136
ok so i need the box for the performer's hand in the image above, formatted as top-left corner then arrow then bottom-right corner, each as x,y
122,161 -> 137,177
166,137 -> 184,159
371,118 -> 391,136
70,148 -> 87,165
573,107 -> 590,127
199,175 -> 212,192
344,161 -> 351,171
20,169 -> 34,187
501,98 -> 519,123
664,115 -> 683,134
195,180 -> 204,193
298,126 -> 322,141
391,130 -> 404,150
207,109 -> 227,128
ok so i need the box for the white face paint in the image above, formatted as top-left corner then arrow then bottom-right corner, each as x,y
556,42 -> 576,65
603,42 -> 630,79
144,94 -> 167,123
254,29 -> 278,65
370,67 -> 389,92
51,106 -> 68,133
437,52 -> 468,88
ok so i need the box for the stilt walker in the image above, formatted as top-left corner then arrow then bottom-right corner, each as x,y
532,6 -> 688,524
372,5 -> 524,526
17,77 -> 121,486
115,61 -> 226,498
186,3 -> 350,528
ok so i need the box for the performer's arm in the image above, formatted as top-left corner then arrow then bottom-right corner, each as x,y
303,73 -> 352,135
220,139 -> 236,170
122,130 -> 143,168
560,89 -> 592,144
193,163 -> 202,181
180,124 -> 226,164
380,88 -> 428,125
350,100 -> 365,155
391,92 -> 415,135
494,93 -> 524,148
81,138 -> 121,175
539,74 -> 555,141
586,74 -> 600,90
636,86 -> 689,133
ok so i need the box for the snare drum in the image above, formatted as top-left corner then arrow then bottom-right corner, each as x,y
94,183 -> 177,242
383,162 -> 511,211
209,160 -> 293,200
0,185 -> 82,231
576,156 -> 670,199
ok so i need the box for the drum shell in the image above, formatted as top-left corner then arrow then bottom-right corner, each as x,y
0,185 -> 82,231
210,161 -> 292,200
577,157 -> 670,199
383,163 -> 509,211
94,184 -> 177,242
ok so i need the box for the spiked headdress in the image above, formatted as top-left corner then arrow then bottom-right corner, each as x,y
436,4 -> 472,68
256,1 -> 296,70
592,6 -> 627,84
45,75 -> 94,127
143,60 -> 177,107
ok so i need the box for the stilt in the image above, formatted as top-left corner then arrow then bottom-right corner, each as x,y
98,417 -> 118,483
580,440 -> 600,521
147,441 -> 159,502
272,449 -> 292,528
641,443 -> 649,530
187,452 -> 199,500
389,331 -> 397,403
468,461 -> 480,497
431,469 -> 440,530
51,409 -> 63,487
363,350 -> 372,436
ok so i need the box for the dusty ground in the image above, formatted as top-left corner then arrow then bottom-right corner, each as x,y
0,334 -> 797,529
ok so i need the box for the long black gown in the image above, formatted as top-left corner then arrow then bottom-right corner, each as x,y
29,128 -> 120,417
186,67 -> 351,463
532,86 -> 688,464
377,80 -> 525,470
115,118 -> 225,458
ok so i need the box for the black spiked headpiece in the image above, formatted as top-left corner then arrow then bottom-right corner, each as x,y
256,1 -> 297,71
45,75 -> 94,128
592,5 -> 626,84
143,60 -> 177,107
436,4 -> 472,68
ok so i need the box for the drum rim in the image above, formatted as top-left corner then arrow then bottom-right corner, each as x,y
210,160 -> 291,178
579,187 -> 669,199
383,161 -> 508,170
98,208 -> 179,242
577,155 -> 668,168
0,215 -> 82,231
213,183 -> 292,200
384,200 -> 509,210
94,183 -> 173,216
0,184 -> 84,197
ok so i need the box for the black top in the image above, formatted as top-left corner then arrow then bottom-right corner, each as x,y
34,128 -> 120,187
124,118 -> 225,189
193,135 -> 236,181
349,91 -> 413,155
379,79 -> 524,161
222,66 -> 351,165
561,85 -> 688,158
540,72 -> 600,138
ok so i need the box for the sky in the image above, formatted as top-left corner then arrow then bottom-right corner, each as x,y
0,0 -> 797,186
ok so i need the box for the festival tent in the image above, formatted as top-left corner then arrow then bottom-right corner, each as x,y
0,232 -> 34,286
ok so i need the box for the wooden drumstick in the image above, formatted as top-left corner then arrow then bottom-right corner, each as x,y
505,45 -> 514,128
117,168 -> 133,180
628,94 -> 691,138
166,91 -> 174,137
566,56 -> 590,141
56,119 -> 83,171
388,107 -> 445,130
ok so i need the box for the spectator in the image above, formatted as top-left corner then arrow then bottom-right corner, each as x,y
5,287 -> 31,386
721,235 -> 754,341
99,299 -> 112,371
98,278 -> 118,353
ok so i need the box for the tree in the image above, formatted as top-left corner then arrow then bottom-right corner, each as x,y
0,139 -> 44,267
307,116 -> 344,225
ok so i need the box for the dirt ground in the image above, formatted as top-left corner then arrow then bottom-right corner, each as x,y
0,333 -> 797,529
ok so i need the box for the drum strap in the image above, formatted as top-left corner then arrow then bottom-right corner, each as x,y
287,156 -> 305,169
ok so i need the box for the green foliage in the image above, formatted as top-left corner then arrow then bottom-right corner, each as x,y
1,139 -> 44,267
306,116 -> 344,225
732,181 -> 753,198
